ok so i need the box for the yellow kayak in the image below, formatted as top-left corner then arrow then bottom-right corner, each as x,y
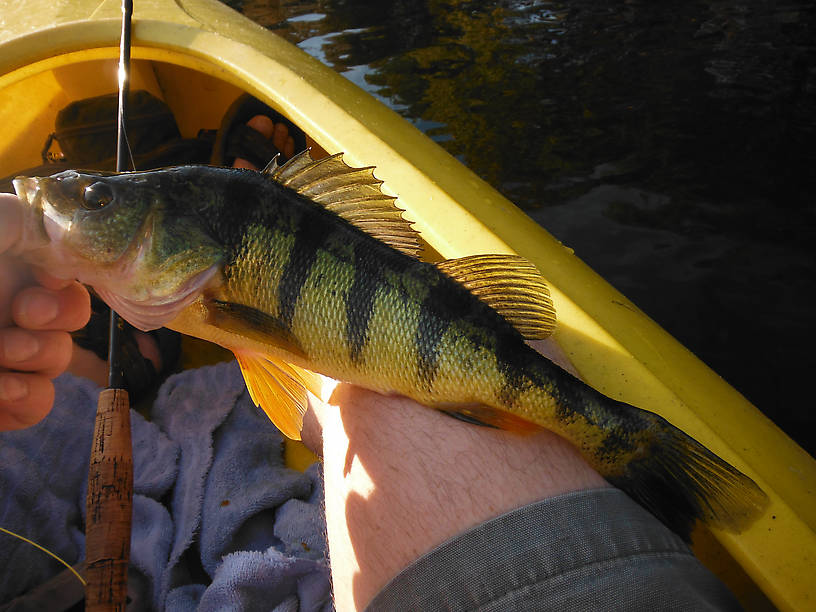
0,0 -> 813,609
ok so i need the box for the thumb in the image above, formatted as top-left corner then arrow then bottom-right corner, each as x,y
0,194 -> 23,255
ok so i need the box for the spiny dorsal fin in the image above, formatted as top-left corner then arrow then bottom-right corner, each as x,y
436,254 -> 557,339
234,350 -> 322,440
263,150 -> 421,258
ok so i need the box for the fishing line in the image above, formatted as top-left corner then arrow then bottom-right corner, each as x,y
120,120 -> 136,171
0,527 -> 86,586
107,0 -> 133,388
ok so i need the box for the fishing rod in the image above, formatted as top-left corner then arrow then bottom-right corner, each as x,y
84,0 -> 134,609
108,0 -> 133,390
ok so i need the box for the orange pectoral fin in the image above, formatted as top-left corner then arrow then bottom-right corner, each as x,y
234,350 -> 322,440
204,298 -> 308,360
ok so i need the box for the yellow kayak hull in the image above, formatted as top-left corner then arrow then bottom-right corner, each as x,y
1,1 -> 814,609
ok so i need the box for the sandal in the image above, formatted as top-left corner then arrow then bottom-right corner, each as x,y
211,94 -> 307,168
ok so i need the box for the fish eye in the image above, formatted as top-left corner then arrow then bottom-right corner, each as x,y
82,182 -> 114,210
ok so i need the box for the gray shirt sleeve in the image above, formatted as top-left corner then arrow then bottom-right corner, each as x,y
366,488 -> 741,611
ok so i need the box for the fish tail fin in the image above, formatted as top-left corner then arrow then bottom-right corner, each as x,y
601,407 -> 769,540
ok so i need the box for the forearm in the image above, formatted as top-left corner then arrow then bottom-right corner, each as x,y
307,383 -> 607,611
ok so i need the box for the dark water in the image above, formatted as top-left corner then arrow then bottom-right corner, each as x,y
229,0 -> 816,456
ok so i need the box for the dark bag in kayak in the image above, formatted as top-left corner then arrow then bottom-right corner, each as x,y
0,89 -> 215,191
47,89 -> 183,165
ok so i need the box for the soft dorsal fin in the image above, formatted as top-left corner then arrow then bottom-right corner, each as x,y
435,254 -> 557,339
263,150 -> 421,258
234,350 -> 322,440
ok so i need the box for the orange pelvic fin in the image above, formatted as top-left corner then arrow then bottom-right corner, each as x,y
234,350 -> 322,440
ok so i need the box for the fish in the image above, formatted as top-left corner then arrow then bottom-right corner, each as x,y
11,151 -> 768,539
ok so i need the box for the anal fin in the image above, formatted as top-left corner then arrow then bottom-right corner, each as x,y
234,351 -> 322,440
437,402 -> 542,434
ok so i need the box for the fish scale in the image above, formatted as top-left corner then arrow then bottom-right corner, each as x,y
13,150 -> 768,540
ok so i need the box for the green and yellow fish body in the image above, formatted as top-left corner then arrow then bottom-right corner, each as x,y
13,151 -> 767,539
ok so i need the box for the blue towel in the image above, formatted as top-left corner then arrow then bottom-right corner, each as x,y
0,361 -> 332,611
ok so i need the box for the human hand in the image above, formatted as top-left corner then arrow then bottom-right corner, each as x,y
0,193 -> 90,430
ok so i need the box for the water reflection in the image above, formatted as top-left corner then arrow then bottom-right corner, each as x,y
234,0 -> 815,454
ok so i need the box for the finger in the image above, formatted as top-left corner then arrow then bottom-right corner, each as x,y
272,122 -> 290,156
32,267 -> 78,291
0,256 -> 34,327
233,158 -> 258,170
0,193 -> 23,255
67,345 -> 108,388
0,328 -> 74,378
12,282 -> 91,332
0,372 -> 54,430
247,114 -> 276,139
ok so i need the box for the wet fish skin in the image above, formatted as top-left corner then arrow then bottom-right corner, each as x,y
12,160 -> 768,539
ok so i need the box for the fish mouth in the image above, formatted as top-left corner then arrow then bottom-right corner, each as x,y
12,176 -> 38,202
10,176 -> 51,256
